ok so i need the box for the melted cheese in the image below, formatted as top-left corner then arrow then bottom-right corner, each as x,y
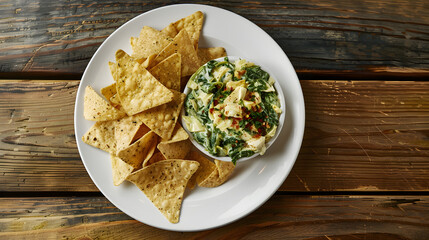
224,103 -> 242,118
247,136 -> 266,155
213,66 -> 230,81
183,116 -> 205,132
224,86 -> 247,104
197,91 -> 213,107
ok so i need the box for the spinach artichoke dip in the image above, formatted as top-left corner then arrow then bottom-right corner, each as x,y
183,57 -> 282,164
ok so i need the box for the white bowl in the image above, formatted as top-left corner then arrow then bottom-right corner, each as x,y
181,56 -> 286,163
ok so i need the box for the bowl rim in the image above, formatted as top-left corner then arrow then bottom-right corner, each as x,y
181,56 -> 286,163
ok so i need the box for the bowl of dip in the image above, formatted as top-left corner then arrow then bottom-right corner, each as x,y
182,56 -> 286,164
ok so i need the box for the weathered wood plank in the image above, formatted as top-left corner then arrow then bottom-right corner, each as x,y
0,0 -> 428,76
0,80 -> 428,192
0,195 -> 428,239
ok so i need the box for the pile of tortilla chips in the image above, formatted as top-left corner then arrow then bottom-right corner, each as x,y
82,11 -> 235,224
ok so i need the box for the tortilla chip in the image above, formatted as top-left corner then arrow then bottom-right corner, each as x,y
126,159 -> 200,223
142,135 -> 158,166
135,90 -> 185,139
154,29 -> 200,77
198,160 -> 235,188
109,93 -> 121,107
162,11 -> 204,50
161,122 -> 188,143
83,86 -> 126,121
197,47 -> 227,65
115,115 -> 144,151
143,151 -> 165,167
149,53 -> 181,91
117,131 -> 157,169
131,124 -> 151,144
114,57 -> 174,115
141,53 -> 157,69
186,150 -> 216,189
181,76 -> 190,92
82,120 -> 117,154
215,159 -> 235,182
101,83 -> 117,102
111,154 -> 134,186
131,26 -> 173,59
157,139 -> 192,160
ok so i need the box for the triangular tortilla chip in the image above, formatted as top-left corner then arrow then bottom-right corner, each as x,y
161,122 -> 188,143
115,115 -> 145,151
101,83 -> 117,102
111,154 -> 134,186
161,11 -> 204,50
131,124 -> 151,144
199,159 -> 235,188
83,86 -> 126,121
143,151 -> 165,167
186,150 -> 216,189
135,90 -> 185,139
149,53 -> 181,91
154,29 -> 200,77
215,159 -> 235,181
142,135 -> 158,166
81,120 -> 117,154
126,160 -> 199,223
114,56 -> 174,115
117,131 -> 157,169
157,139 -> 192,160
197,47 -> 227,65
131,26 -> 173,59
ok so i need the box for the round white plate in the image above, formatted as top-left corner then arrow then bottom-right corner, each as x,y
74,4 -> 305,232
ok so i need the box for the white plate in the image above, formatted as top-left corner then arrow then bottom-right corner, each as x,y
74,4 -> 305,232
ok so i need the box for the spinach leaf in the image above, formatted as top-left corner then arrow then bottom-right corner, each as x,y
243,66 -> 270,92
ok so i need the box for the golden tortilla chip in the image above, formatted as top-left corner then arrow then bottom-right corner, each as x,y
141,53 -> 157,69
197,47 -> 227,65
157,139 -> 192,160
131,124 -> 151,144
111,154 -> 134,186
131,26 -> 173,59
82,120 -> 117,154
83,86 -> 126,121
143,151 -> 165,167
149,53 -> 181,91
186,150 -> 216,189
117,131 -> 157,169
161,122 -> 188,143
135,90 -> 185,139
115,115 -> 144,151
109,93 -> 121,107
199,160 -> 235,188
162,11 -> 204,50
215,159 -> 235,181
126,159 -> 200,223
114,58 -> 174,115
154,29 -> 200,77
101,83 -> 117,102
142,135 -> 158,166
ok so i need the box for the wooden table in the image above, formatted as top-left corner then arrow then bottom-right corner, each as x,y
1,1 -> 429,239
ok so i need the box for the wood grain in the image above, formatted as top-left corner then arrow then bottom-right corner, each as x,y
0,195 -> 428,239
0,80 -> 428,192
0,0 -> 428,77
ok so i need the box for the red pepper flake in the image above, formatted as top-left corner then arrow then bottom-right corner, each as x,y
210,108 -> 214,114
254,133 -> 261,138
232,119 -> 237,125
214,100 -> 218,105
